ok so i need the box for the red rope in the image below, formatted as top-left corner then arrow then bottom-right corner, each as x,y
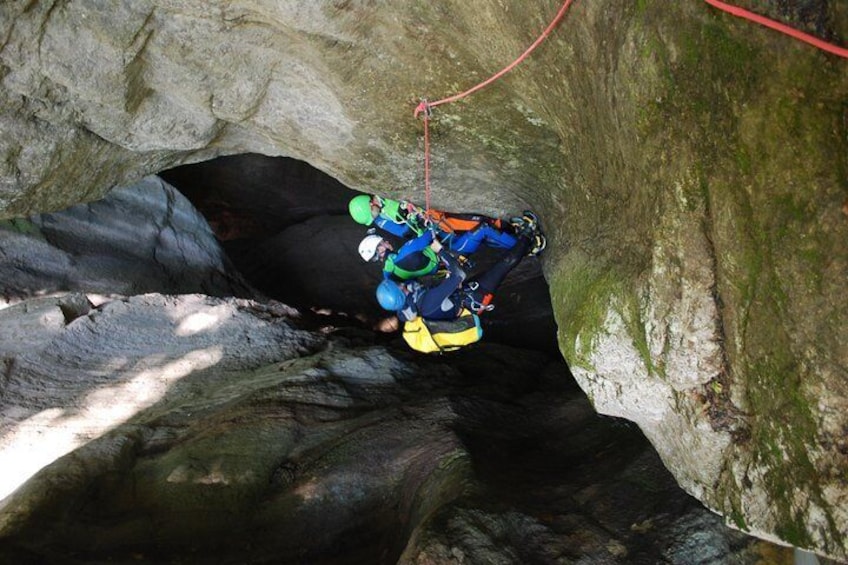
414,100 -> 432,213
414,0 -> 575,212
703,0 -> 848,58
414,0 -> 847,214
416,0 -> 576,115
422,103 -> 432,211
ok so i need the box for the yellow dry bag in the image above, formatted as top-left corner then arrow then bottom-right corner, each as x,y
402,309 -> 483,353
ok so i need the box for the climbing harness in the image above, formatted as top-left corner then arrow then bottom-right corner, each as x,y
463,281 -> 495,314
384,248 -> 439,281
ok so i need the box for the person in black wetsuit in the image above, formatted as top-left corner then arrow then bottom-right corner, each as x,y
374,215 -> 543,321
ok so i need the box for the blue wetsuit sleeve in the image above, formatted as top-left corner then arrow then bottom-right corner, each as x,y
375,215 -> 411,238
394,231 -> 434,262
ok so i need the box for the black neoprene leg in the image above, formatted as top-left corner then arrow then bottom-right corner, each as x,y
468,234 -> 532,297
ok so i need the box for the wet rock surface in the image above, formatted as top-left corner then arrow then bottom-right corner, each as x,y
0,177 -> 255,304
0,180 -> 792,564
1,0 -> 846,558
0,297 -> 786,565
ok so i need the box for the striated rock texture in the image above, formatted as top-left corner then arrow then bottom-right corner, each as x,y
0,176 -> 255,304
0,292 -> 785,564
1,0 -> 847,559
0,181 -> 790,563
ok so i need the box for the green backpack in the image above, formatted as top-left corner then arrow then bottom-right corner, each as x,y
381,198 -> 425,235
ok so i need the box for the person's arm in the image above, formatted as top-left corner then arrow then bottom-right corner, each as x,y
398,201 -> 428,235
394,230 -> 434,262
378,198 -> 428,236
415,242 -> 466,318
383,199 -> 427,236
434,241 -> 463,278
374,215 -> 411,238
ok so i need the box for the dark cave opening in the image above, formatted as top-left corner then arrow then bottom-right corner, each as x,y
159,153 -> 560,355
0,157 -> 790,565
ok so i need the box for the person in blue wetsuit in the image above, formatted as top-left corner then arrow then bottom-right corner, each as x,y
348,194 -> 542,255
358,220 -> 525,283
358,230 -> 442,281
374,218 -> 544,322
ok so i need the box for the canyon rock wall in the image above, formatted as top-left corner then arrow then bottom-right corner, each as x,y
0,180 -> 785,563
1,0 -> 846,558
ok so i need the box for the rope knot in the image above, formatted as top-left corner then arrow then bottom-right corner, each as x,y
414,99 -> 432,120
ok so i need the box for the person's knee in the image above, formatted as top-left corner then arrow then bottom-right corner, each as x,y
503,247 -> 524,268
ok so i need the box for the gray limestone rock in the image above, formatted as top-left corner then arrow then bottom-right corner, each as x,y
0,0 -> 846,559
0,176 -> 255,304
0,290 -> 786,563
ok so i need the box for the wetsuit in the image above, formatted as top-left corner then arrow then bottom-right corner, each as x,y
383,231 -> 441,281
397,234 -> 532,322
372,197 -> 517,253
449,224 -> 517,254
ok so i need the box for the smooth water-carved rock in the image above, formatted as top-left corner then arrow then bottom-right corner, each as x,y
0,176 -> 255,304
1,0 -> 846,558
0,177 -> 791,563
0,290 -> 786,564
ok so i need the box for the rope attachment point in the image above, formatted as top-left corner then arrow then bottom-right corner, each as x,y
414,99 -> 433,120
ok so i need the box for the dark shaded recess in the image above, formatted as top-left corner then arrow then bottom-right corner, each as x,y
0,347 -> 746,565
160,154 -> 559,353
775,0 -> 833,38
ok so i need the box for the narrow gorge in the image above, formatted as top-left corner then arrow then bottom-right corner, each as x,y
0,1 -> 846,563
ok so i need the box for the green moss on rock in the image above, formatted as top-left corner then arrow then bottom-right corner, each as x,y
0,218 -> 42,236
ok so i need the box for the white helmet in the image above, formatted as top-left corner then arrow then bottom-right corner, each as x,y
358,234 -> 384,262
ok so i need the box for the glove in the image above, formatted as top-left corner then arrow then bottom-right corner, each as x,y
406,214 -> 426,236
398,201 -> 416,219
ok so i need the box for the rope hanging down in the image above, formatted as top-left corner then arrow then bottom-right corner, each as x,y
702,0 -> 848,59
413,0 -> 847,212
414,0 -> 577,213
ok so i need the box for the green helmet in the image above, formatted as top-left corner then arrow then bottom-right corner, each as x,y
349,195 -> 375,226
